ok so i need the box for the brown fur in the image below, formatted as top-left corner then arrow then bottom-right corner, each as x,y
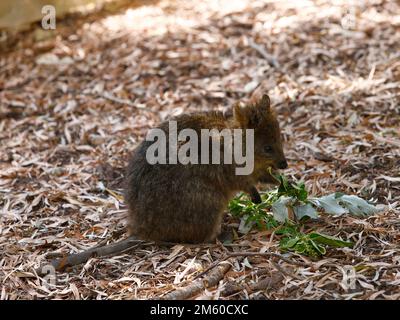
124,94 -> 287,243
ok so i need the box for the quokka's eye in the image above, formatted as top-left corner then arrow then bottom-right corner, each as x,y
264,145 -> 273,153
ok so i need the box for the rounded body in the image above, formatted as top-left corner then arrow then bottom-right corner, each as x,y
124,95 -> 287,243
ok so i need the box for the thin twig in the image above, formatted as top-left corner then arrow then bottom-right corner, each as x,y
193,259 -> 223,280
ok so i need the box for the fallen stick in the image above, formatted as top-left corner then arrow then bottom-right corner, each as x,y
160,262 -> 232,300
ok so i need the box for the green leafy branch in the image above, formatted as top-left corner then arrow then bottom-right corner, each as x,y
228,172 -> 381,257
269,170 -> 380,222
276,223 -> 353,258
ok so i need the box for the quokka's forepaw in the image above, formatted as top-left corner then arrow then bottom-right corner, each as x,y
249,186 -> 262,204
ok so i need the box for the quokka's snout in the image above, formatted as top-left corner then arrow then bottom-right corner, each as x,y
277,159 -> 288,169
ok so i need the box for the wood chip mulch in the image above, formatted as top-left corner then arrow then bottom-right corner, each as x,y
0,0 -> 399,299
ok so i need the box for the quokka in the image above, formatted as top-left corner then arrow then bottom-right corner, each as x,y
47,94 -> 288,271
125,93 -> 288,243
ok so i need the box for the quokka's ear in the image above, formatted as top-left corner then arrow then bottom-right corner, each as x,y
234,94 -> 272,128
256,94 -> 271,112
244,94 -> 271,127
233,102 -> 249,127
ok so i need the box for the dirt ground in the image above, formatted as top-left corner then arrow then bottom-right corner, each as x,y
0,0 -> 399,299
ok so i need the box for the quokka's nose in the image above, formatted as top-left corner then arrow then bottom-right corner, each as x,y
277,160 -> 288,169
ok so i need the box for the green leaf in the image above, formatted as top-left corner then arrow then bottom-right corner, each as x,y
268,170 -> 308,202
285,237 -> 300,248
292,182 -> 308,201
309,193 -> 380,217
275,223 -> 298,235
238,215 -> 254,234
278,174 -> 290,193
293,203 -> 319,220
309,239 -> 326,255
338,195 -> 380,216
228,192 -> 279,232
271,196 -> 293,222
310,193 -> 348,215
309,232 -> 353,248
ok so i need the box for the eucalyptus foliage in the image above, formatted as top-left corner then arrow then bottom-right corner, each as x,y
228,173 -> 381,257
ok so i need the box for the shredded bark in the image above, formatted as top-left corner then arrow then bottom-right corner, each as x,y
0,0 -> 399,300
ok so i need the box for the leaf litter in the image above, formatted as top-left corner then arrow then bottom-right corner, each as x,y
0,0 -> 399,300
